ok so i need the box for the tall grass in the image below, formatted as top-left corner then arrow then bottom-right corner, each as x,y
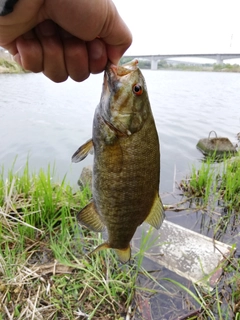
179,155 -> 218,207
0,161 -> 161,319
0,58 -> 25,73
1,157 -> 240,319
219,157 -> 240,212
179,152 -> 240,211
177,151 -> 240,319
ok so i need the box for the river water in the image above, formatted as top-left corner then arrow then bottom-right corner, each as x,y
1,70 -> 239,192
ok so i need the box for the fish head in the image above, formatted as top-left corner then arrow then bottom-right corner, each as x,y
100,59 -> 150,136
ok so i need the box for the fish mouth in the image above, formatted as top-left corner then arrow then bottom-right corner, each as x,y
100,59 -> 140,134
104,59 -> 139,92
106,59 -> 138,77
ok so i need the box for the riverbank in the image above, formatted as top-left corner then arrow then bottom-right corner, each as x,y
0,163 -> 144,319
0,155 -> 240,319
1,57 -> 240,74
120,57 -> 240,72
0,58 -> 26,74
158,63 -> 240,73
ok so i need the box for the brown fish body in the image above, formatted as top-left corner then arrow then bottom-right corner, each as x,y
93,104 -> 160,249
72,60 -> 164,263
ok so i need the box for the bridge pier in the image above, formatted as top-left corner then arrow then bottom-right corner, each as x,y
151,58 -> 158,70
216,54 -> 223,65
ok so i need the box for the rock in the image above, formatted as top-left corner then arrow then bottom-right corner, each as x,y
196,131 -> 237,157
78,166 -> 93,191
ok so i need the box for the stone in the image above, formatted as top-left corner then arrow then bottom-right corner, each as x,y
196,131 -> 237,156
78,166 -> 92,191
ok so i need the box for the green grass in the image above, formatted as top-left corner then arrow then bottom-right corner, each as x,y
179,152 -> 240,210
0,161 -> 165,319
0,57 -> 26,73
1,158 -> 240,319
176,151 -> 240,319
218,157 -> 240,212
0,162 -> 129,318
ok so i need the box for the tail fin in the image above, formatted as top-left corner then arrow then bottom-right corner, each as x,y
89,242 -> 131,264
114,246 -> 131,264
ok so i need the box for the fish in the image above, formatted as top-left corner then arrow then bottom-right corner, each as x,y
72,59 -> 165,263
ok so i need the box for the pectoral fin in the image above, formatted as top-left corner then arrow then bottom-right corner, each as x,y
145,194 -> 165,229
77,201 -> 105,232
72,139 -> 93,163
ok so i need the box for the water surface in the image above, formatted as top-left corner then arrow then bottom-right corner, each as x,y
1,70 -> 239,193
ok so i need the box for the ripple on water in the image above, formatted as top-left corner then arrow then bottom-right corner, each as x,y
1,70 -> 240,192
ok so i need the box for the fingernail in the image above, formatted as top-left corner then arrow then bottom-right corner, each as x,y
37,20 -> 56,37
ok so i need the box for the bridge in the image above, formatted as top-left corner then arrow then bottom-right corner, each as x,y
124,53 -> 240,70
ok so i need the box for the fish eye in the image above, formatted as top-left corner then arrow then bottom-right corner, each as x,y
132,84 -> 143,96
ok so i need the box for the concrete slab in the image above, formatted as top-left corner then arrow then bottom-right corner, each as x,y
133,220 -> 235,288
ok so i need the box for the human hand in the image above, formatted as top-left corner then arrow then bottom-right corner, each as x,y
0,0 -> 132,82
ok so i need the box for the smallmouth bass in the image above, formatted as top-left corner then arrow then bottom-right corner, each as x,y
72,59 -> 165,263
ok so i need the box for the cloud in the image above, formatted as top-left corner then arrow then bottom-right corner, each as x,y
113,0 -> 240,55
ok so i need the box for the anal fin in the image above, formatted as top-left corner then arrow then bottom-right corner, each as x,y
72,138 -> 93,163
145,194 -> 165,229
77,201 -> 105,232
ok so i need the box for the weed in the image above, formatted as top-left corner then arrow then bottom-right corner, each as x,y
176,151 -> 240,319
1,157 -> 240,319
218,157 -> 240,212
0,58 -> 25,73
0,162 -> 154,319
179,156 -> 217,206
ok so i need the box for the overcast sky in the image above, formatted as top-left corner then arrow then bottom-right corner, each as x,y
113,0 -> 240,56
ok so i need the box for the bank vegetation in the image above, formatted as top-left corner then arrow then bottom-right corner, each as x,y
121,57 -> 240,72
0,58 -> 26,74
0,153 -> 240,319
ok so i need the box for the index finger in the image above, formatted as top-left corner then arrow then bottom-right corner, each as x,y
47,0 -> 132,65
98,2 -> 132,64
